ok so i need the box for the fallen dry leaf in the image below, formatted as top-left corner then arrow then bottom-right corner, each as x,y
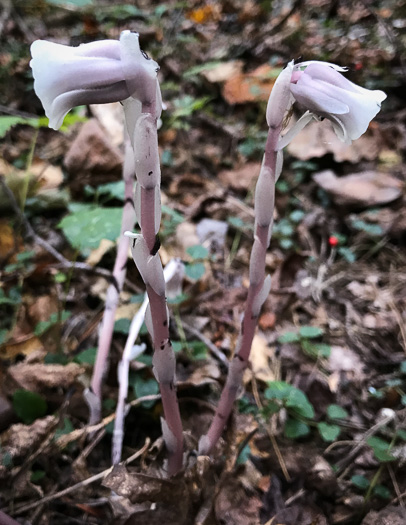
1,335 -> 44,361
218,162 -> 261,192
328,346 -> 365,379
186,4 -> 221,24
85,238 -> 115,266
361,506 -> 406,525
0,219 -> 18,260
201,60 -> 244,83
0,415 -> 56,460
215,473 -> 262,525
30,161 -> 63,191
313,170 -> 402,207
8,362 -> 85,392
245,334 -> 275,383
222,64 -> 276,105
64,119 -> 123,191
90,102 -> 124,147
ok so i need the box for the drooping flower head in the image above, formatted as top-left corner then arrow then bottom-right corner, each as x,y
266,60 -> 386,147
30,31 -> 161,130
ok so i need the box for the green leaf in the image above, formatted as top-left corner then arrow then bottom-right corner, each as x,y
373,484 -> 391,499
301,340 -> 331,359
299,326 -> 324,339
96,181 -> 125,202
183,61 -> 223,79
1,452 -> 13,468
31,470 -> 46,483
289,210 -> 305,223
0,289 -> 19,305
265,381 -> 294,400
367,436 -> 395,462
265,382 -> 314,419
351,218 -> 383,237
286,388 -> 315,419
186,244 -> 209,260
0,329 -> 8,345
284,419 -> 310,439
74,347 -> 97,365
317,422 -> 341,442
185,262 -> 205,280
278,331 -> 300,344
396,429 -> 406,441
161,149 -> 173,166
262,400 -> 280,417
167,293 -> 189,305
327,404 -> 348,420
171,340 -> 207,360
279,238 -> 294,250
338,247 -> 356,263
58,206 -> 123,254
351,474 -> 370,490
34,310 -> 71,336
13,389 -> 47,424
400,361 -> 406,374
130,374 -> 159,408
54,417 -> 74,441
236,444 -> 251,465
227,216 -> 252,231
114,318 -> 131,334
44,353 -> 68,365
45,0 -> 93,6
0,116 -> 39,138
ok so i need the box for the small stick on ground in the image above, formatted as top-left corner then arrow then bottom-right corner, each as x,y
12,439 -> 150,516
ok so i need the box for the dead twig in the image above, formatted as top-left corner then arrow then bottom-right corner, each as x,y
0,177 -> 115,283
12,438 -> 150,516
55,394 -> 161,449
182,320 -> 229,366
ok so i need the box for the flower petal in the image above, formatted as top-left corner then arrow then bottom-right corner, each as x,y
48,81 -> 129,129
266,60 -> 294,128
277,110 -> 314,149
290,73 -> 350,115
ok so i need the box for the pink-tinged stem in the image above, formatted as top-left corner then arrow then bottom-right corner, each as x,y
126,100 -> 183,476
199,126 -> 281,455
0,510 -> 21,525
140,186 -> 156,253
87,140 -> 136,425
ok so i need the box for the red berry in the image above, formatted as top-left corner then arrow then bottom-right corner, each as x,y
329,235 -> 339,247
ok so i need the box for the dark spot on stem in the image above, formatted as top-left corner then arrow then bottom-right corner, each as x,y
236,354 -> 244,362
124,197 -> 135,208
132,238 -> 136,249
111,276 -> 120,294
218,413 -> 226,420
150,236 -> 161,256
148,171 -> 153,176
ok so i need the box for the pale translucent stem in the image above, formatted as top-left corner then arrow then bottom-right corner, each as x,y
125,98 -> 184,476
87,139 -> 136,425
199,126 -> 281,455
112,259 -> 185,465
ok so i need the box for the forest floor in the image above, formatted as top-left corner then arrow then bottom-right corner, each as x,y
1,0 -> 406,524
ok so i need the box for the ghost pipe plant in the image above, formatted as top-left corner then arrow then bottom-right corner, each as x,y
199,61 -> 386,455
30,31 -> 184,476
113,258 -> 185,465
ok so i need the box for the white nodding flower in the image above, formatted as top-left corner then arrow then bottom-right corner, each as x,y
30,31 -> 160,130
270,60 -> 386,148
